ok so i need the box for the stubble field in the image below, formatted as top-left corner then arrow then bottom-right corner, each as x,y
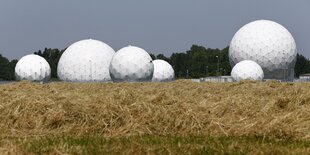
1,80 -> 310,154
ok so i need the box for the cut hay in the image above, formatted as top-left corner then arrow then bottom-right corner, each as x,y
0,80 -> 310,140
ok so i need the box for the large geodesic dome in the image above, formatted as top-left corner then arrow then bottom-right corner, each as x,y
15,54 -> 51,82
229,20 -> 297,81
231,60 -> 264,82
57,39 -> 115,82
152,59 -> 175,82
109,46 -> 154,82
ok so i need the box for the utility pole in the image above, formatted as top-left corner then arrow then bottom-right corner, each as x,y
186,69 -> 189,79
216,56 -> 219,76
216,56 -> 220,82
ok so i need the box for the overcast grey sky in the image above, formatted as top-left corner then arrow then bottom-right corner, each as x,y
0,0 -> 309,60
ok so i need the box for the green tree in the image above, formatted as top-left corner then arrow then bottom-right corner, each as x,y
156,54 -> 170,63
295,53 -> 310,77
149,53 -> 156,60
6,59 -> 18,80
0,54 -> 17,80
168,45 -> 231,78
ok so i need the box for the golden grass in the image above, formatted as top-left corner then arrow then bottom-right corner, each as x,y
1,80 -> 310,154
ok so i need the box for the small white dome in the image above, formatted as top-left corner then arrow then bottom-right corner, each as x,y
57,39 -> 115,82
231,60 -> 264,82
152,59 -> 174,82
15,54 -> 51,81
109,46 -> 154,82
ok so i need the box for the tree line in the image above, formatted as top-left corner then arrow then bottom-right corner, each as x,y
0,45 -> 310,80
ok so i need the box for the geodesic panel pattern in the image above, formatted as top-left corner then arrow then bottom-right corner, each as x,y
152,59 -> 175,82
231,60 -> 264,82
229,20 -> 297,80
57,39 -> 115,82
109,46 -> 154,82
15,54 -> 51,82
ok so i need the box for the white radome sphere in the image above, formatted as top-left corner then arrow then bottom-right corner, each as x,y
15,54 -> 51,81
231,60 -> 264,82
109,46 -> 154,82
229,20 -> 297,80
152,59 -> 175,82
57,39 -> 115,82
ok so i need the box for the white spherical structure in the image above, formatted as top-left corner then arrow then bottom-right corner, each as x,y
15,54 -> 51,81
57,39 -> 115,82
109,46 -> 154,82
229,20 -> 297,81
231,60 -> 264,82
152,59 -> 175,82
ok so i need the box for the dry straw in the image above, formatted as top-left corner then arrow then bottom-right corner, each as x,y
1,80 -> 310,139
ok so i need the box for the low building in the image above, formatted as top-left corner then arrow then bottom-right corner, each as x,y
298,73 -> 310,82
200,76 -> 234,83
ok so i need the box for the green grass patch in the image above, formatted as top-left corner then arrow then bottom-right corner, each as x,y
21,135 -> 310,155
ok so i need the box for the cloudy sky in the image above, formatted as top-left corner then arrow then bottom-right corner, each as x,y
0,0 -> 309,60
